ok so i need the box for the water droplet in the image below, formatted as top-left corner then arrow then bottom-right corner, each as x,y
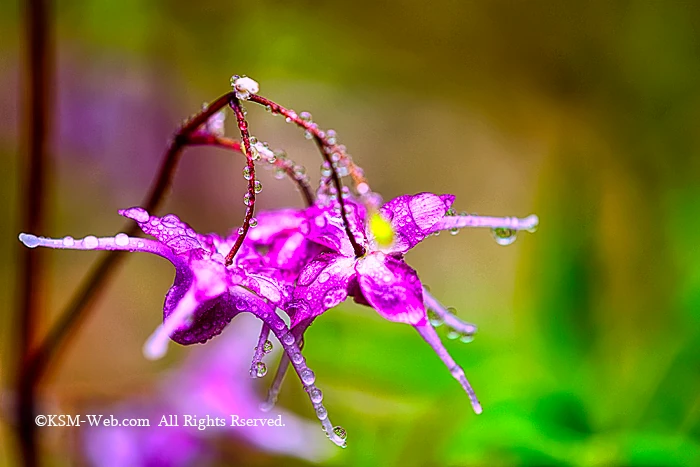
316,405 -> 328,420
243,193 -> 253,206
263,340 -> 273,354
460,334 -> 475,344
447,330 -> 461,340
300,111 -> 312,121
447,307 -> 457,316
428,309 -> 444,327
243,166 -> 252,180
62,236 -> 75,247
333,426 -> 347,440
238,227 -> 245,235
282,333 -> 295,345
249,217 -> 258,228
491,227 -> 517,246
137,241 -> 145,248
235,299 -> 247,311
301,369 -> 315,385
254,180 -> 263,193
309,388 -> 323,404
291,352 -> 304,364
83,236 -> 99,249
274,168 -> 286,180
255,362 -> 267,377
449,228 -> 460,236
114,233 -> 129,247
304,130 -> 313,140
318,272 -> 330,284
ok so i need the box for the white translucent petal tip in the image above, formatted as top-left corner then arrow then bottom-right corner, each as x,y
143,329 -> 168,361
19,233 -> 40,248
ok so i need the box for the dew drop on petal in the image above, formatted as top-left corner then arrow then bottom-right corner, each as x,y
301,369 -> 315,385
250,217 -> 258,228
309,388 -> 323,404
255,361 -> 267,377
83,236 -> 99,249
447,330 -> 461,340
254,180 -> 263,194
62,236 -> 75,247
282,332 -> 295,345
114,233 -> 129,247
291,352 -> 304,364
315,405 -> 328,420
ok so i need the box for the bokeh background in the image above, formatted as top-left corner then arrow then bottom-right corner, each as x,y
2,1 -> 700,465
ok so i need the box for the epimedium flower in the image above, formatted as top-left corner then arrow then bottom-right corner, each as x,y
18,74 -> 541,451
18,206 -> 349,447
278,192 -> 539,414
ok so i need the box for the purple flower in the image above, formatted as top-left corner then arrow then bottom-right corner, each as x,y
284,192 -> 539,414
19,207 -> 349,447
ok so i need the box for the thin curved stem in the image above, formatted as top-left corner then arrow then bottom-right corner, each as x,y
244,93 -> 365,257
224,98 -> 256,265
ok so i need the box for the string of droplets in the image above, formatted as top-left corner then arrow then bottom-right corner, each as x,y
246,94 -> 381,210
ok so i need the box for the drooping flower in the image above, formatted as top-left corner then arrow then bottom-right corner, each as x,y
277,192 -> 539,414
18,206 -> 348,447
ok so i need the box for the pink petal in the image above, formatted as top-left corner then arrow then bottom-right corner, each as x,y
355,253 -> 426,325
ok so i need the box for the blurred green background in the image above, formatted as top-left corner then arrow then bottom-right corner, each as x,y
2,1 -> 700,465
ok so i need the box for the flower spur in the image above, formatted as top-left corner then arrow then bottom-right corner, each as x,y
18,207 -> 349,447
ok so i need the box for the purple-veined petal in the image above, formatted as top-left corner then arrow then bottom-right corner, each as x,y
355,252 -> 426,325
378,192 -> 454,253
290,253 -> 357,327
120,207 -> 214,256
144,258 -> 233,358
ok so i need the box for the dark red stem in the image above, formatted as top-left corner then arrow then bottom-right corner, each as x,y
16,0 -> 52,464
224,98 -> 257,266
